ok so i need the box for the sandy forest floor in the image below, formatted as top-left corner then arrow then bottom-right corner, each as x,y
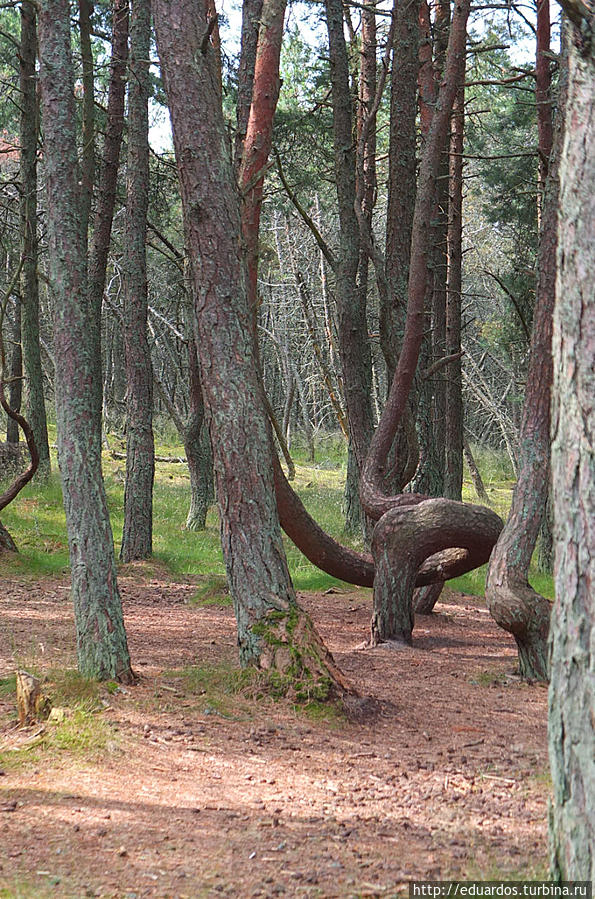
0,571 -> 550,898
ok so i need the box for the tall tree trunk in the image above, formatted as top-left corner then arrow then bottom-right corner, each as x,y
383,0 -> 419,382
239,0 -> 286,317
120,0 -> 155,562
38,0 -> 133,683
484,26 -> 567,684
325,0 -> 374,531
548,10 -> 595,880
153,0 -> 349,700
6,296 -> 22,445
536,0 -> 553,220
443,62 -> 465,500
428,0 -> 450,494
87,0 -> 129,432
19,0 -> 51,478
78,0 -> 95,247
411,0 -> 443,497
234,0 -> 263,174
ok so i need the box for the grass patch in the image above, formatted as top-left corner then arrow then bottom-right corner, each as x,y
0,881 -> 64,899
462,855 -> 549,881
0,674 -> 16,696
469,668 -> 510,687
1,432 -> 554,602
0,669 -> 114,773
163,662 -> 261,718
189,575 -> 231,606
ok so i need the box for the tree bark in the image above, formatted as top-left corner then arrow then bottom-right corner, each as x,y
184,334 -> 212,531
325,0 -> 375,535
6,296 -> 22,445
372,499 -> 502,644
536,0 -> 553,217
463,434 -> 489,504
78,0 -> 95,246
120,0 -> 155,562
548,9 -> 595,880
359,0 -> 498,642
38,0 -> 133,683
485,35 -> 566,683
444,63 -> 465,500
87,0 -> 129,430
19,0 -> 51,478
153,0 -> 349,700
239,0 -> 286,316
234,0 -> 263,174
361,0 -> 471,520
383,0 -> 420,382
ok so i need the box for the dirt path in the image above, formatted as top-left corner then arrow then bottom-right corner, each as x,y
0,575 -> 549,898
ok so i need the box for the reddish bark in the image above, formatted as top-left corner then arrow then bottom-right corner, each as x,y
536,0 -> 553,198
372,499 -> 502,644
153,0 -> 352,703
239,0 -> 287,314
234,0 -> 263,174
418,0 -> 435,141
358,0 -> 501,643
361,0 -> 471,520
444,71 -> 465,500
325,0 -> 374,476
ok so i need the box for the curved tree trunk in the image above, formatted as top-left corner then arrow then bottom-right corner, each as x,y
484,33 -> 566,683
372,499 -> 502,644
548,10 -> 595,880
358,0 -> 499,641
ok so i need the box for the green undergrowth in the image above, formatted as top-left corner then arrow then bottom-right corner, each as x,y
163,659 -> 345,724
0,881 -> 66,899
0,432 -> 554,600
0,669 -> 115,773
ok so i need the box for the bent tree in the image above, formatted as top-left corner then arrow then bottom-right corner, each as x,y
548,7 -> 595,880
39,0 -> 133,683
359,0 -> 502,645
153,0 -> 349,700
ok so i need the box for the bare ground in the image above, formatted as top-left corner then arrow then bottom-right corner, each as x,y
0,572 -> 549,898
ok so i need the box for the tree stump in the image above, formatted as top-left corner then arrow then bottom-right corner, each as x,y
16,671 -> 51,726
